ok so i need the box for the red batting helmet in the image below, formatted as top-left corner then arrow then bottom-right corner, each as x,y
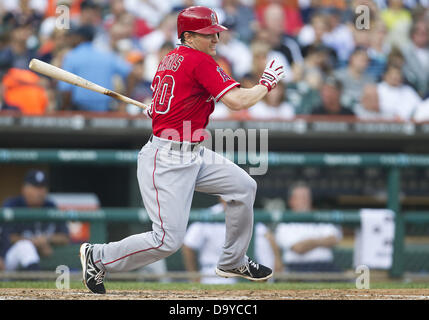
177,6 -> 227,38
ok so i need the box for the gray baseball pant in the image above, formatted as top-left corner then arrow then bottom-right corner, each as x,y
92,135 -> 256,272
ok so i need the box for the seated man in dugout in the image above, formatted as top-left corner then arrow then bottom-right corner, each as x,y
275,181 -> 343,272
1,169 -> 70,271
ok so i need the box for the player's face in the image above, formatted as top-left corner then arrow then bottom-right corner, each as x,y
189,33 -> 219,56
289,187 -> 312,212
22,184 -> 47,207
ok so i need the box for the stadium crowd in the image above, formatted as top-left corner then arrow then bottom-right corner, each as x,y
0,0 -> 429,122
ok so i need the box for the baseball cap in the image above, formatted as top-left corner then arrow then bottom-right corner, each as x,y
24,170 -> 48,187
68,24 -> 95,42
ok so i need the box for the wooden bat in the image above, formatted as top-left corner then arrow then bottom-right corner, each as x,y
29,58 -> 148,110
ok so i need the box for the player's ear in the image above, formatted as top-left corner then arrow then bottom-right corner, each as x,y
183,31 -> 194,44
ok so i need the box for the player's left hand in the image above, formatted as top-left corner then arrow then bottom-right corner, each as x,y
259,59 -> 285,92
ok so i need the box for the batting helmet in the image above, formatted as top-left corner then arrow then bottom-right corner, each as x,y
177,6 -> 227,39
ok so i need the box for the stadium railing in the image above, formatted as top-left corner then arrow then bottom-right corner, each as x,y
1,149 -> 429,279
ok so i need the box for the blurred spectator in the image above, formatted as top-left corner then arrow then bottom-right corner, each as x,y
380,0 -> 412,31
401,19 -> 429,98
254,0 -> 304,36
0,0 -> 47,15
242,40 -> 271,87
311,76 -> 355,116
124,50 -> 152,115
103,2 -> 153,38
182,199 -> 280,283
354,83 -> 395,120
367,19 -> 391,80
255,2 -> 303,81
101,20 -> 141,56
0,0 -> 426,120
103,0 -> 127,29
219,0 -> 256,44
249,81 -> 294,119
139,13 -> 177,55
382,0 -> 413,49
0,13 -> 54,114
296,44 -> 335,86
321,7 -> 355,63
377,63 -> 422,121
1,67 -> 49,115
1,169 -> 70,271
275,181 -> 342,272
286,81 -> 321,115
143,41 -> 175,83
386,45 -> 406,68
78,0 -> 112,50
58,24 -> 139,112
287,45 -> 328,115
298,12 -> 328,47
76,0 -> 103,27
413,96 -> 429,122
334,47 -> 376,109
0,17 -> 38,72
182,201 -> 238,284
124,0 -> 172,29
298,13 -> 338,67
310,0 -> 348,12
372,0 -> 429,10
217,21 -> 252,80
38,28 -> 70,66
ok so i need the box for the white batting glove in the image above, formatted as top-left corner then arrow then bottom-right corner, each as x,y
259,59 -> 285,92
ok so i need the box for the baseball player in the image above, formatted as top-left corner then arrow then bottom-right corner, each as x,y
80,6 -> 284,294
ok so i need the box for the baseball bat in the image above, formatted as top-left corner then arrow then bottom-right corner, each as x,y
29,58 -> 148,110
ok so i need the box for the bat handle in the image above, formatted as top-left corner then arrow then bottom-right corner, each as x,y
105,90 -> 148,110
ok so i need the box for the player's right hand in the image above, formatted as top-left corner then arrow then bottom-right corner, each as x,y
259,59 -> 285,92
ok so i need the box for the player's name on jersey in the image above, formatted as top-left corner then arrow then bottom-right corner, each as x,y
157,53 -> 184,72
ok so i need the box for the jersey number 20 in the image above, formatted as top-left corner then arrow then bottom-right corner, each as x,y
152,75 -> 175,114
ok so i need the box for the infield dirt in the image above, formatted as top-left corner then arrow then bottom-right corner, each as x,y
1,288 -> 429,300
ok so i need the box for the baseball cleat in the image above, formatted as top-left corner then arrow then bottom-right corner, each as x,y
80,243 -> 106,294
215,258 -> 273,282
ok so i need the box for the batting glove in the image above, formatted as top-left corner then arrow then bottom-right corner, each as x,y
259,59 -> 285,92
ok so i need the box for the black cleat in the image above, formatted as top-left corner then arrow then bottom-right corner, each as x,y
215,258 -> 273,282
80,243 -> 106,294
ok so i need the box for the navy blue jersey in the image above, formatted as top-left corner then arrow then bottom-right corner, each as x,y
2,196 -> 69,240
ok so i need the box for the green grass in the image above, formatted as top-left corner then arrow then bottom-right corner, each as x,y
1,281 -> 429,290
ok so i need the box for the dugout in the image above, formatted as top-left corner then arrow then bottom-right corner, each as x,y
1,113 -> 429,280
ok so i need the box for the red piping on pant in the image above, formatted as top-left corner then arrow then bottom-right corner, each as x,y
102,149 -> 165,266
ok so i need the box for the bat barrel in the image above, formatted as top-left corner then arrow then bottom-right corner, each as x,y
29,58 -> 148,110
